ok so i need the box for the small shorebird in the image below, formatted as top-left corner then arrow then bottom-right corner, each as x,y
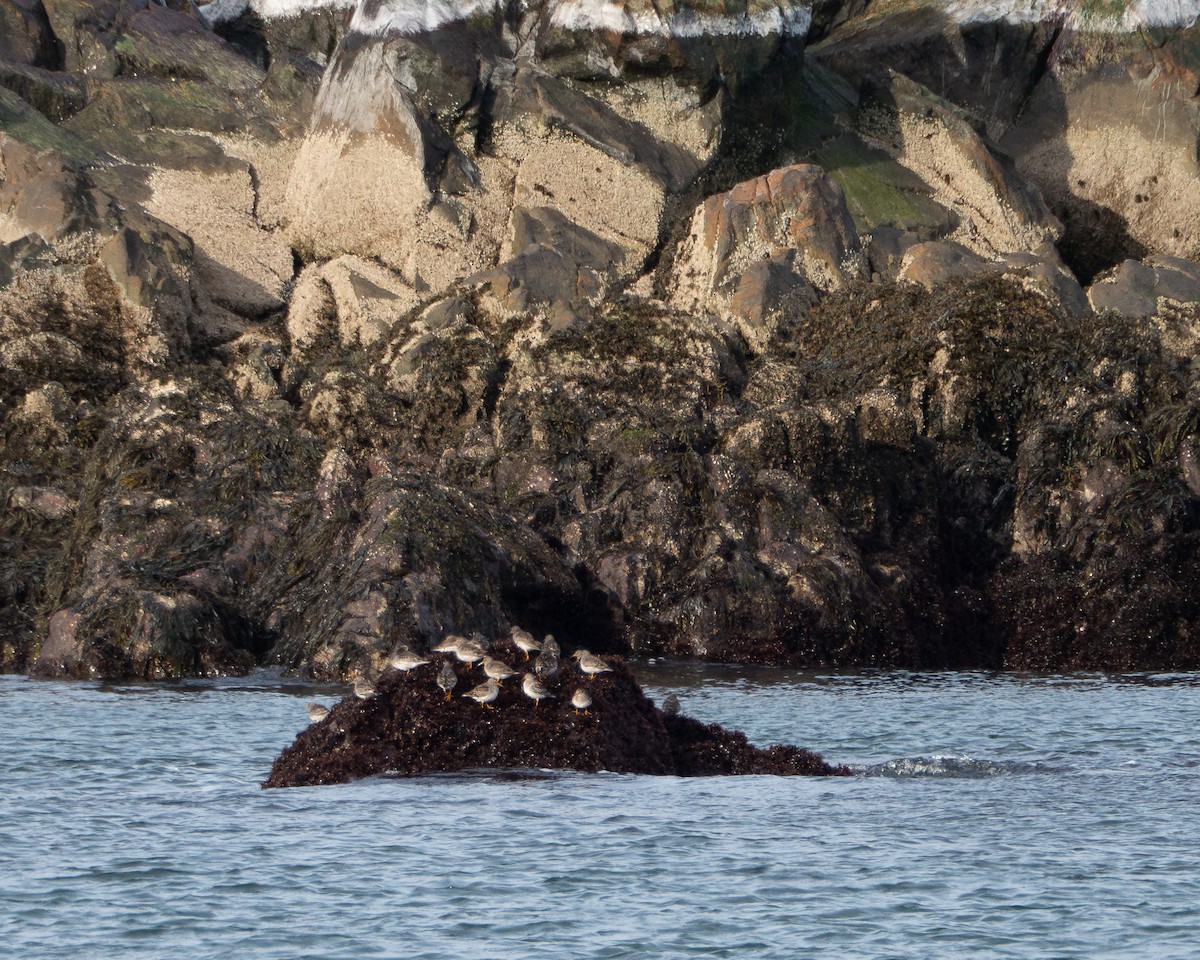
541,634 -> 560,658
571,689 -> 592,715
522,672 -> 555,708
509,626 -> 541,660
306,702 -> 330,723
663,693 -> 680,716
571,650 -> 612,675
455,639 -> 488,667
353,676 -> 377,699
388,648 -> 430,673
467,631 -> 491,651
481,656 -> 518,683
463,678 -> 500,708
534,649 -> 559,678
431,634 -> 465,655
437,661 -> 457,701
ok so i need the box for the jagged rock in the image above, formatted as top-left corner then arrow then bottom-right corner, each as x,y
144,166 -> 293,318
1000,245 -> 1090,318
1001,25 -> 1200,278
0,62 -> 86,124
899,236 -> 1087,317
670,164 -> 863,347
467,245 -> 608,320
726,253 -> 820,351
282,0 -> 815,298
856,72 -> 1062,259
0,130 -> 100,242
810,4 -> 1058,139
261,472 -> 623,680
287,255 -> 418,349
1087,256 -> 1200,318
43,0 -> 260,87
534,0 -> 811,86
263,654 -> 846,785
283,23 -> 496,286
0,0 -> 55,68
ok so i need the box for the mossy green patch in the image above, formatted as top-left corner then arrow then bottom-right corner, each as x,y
64,78 -> 245,139
813,133 -> 956,237
0,87 -> 101,163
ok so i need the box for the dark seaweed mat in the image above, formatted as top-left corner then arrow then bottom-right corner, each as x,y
264,649 -> 848,786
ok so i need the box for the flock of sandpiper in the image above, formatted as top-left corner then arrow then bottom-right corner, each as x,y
305,626 -> 613,724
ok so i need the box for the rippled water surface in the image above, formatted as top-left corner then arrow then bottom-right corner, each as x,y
3,666 -> 1198,959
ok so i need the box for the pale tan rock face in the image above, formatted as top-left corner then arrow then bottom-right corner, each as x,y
287,255 -> 419,350
286,36 -> 441,272
146,168 -> 293,317
279,1 -> 790,302
590,76 -> 724,174
989,27 -> 1200,278
1008,87 -> 1200,263
853,75 -> 1063,261
504,127 -> 665,274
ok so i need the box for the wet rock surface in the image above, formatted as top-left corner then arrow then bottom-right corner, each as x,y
5,0 -> 1200,679
264,650 -> 847,786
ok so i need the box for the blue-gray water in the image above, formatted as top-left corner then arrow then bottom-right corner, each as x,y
3,665 -> 1198,959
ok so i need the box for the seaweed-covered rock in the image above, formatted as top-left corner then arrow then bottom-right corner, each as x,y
263,653 -> 846,786
8,0 -> 1200,681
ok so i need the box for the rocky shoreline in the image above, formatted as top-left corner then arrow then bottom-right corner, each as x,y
4,0 -> 1200,683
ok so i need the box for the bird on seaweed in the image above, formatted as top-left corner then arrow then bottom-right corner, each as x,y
467,631 -> 491,651
571,650 -> 612,675
541,634 -> 560,658
522,673 -> 555,708
662,693 -> 680,716
509,626 -> 541,660
437,661 -> 458,701
533,649 -> 559,678
481,656 -> 518,683
463,678 -> 500,708
306,702 -> 330,723
431,633 -> 466,654
454,638 -> 488,667
571,689 -> 592,715
353,676 -> 377,699
388,648 -> 430,673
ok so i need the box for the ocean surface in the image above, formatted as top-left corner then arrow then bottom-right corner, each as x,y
2,664 -> 1198,959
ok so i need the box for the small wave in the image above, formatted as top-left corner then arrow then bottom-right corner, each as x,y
855,755 -> 1063,778
378,767 -> 577,783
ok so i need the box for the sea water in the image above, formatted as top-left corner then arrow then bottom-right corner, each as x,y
2,665 -> 1197,959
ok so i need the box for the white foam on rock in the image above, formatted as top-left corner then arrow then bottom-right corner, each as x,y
349,0 -> 501,35
947,0 -> 1199,30
204,0 -> 814,37
201,0 -> 1200,33
546,0 -> 812,38
199,0 -> 355,25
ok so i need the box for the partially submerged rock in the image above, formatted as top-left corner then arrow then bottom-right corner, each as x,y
263,651 -> 847,786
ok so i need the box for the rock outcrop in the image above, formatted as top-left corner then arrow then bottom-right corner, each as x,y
264,648 -> 847,786
5,0 -> 1200,680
